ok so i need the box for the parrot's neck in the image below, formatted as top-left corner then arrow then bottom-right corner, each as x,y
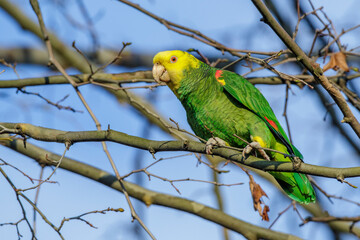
177,63 -> 216,101
177,64 -> 222,113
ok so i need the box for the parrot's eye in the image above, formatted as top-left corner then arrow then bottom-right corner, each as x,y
170,56 -> 178,63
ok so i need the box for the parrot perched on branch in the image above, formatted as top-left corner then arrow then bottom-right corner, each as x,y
152,50 -> 316,204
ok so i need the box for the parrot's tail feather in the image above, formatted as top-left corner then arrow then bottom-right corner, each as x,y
274,173 -> 316,204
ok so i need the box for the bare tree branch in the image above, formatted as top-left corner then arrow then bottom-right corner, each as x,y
28,0 -> 156,237
251,0 -> 360,137
0,0 -> 89,73
0,137 -> 302,240
1,123 -> 360,179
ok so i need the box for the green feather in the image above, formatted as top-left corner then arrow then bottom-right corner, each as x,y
173,55 -> 315,204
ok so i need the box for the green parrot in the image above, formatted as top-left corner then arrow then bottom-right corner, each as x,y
152,50 -> 316,204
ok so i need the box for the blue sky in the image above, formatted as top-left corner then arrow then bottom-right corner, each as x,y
0,0 -> 360,239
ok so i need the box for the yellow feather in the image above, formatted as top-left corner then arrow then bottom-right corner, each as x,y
252,136 -> 267,148
153,50 -> 200,93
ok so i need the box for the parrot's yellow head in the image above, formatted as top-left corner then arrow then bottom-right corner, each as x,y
152,50 -> 200,95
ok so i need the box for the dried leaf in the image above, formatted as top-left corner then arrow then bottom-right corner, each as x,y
262,205 -> 270,221
248,174 -> 270,221
323,54 -> 336,72
323,52 -> 349,72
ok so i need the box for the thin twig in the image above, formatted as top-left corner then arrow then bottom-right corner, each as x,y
194,154 -> 229,174
17,88 -> 82,113
0,167 -> 40,239
76,0 -> 100,53
268,202 -> 293,229
169,118 -> 206,142
58,207 -> 124,231
121,153 -> 242,194
301,216 -> 360,224
0,159 -> 40,184
18,143 -> 68,192
0,59 -> 20,78
221,55 -> 247,70
72,41 -> 94,74
0,218 -> 25,240
321,24 -> 360,55
91,81 -> 164,91
282,82 -> 293,144
33,166 -> 45,235
91,42 -> 131,76
187,48 -> 210,65
311,178 -> 360,206
292,7 -> 323,40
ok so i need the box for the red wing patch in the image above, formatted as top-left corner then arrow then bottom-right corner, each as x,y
215,70 -> 226,86
264,116 -> 279,131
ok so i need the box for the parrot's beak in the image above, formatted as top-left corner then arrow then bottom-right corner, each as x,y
152,63 -> 170,83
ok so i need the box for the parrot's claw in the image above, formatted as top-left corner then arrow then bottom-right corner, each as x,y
205,137 -> 226,155
292,156 -> 302,170
243,141 -> 270,161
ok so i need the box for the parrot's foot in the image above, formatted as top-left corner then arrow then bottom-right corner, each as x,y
205,137 -> 226,155
292,156 -> 302,170
243,141 -> 270,161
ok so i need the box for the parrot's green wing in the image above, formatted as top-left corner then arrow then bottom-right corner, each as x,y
214,69 -> 303,159
214,69 -> 315,203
